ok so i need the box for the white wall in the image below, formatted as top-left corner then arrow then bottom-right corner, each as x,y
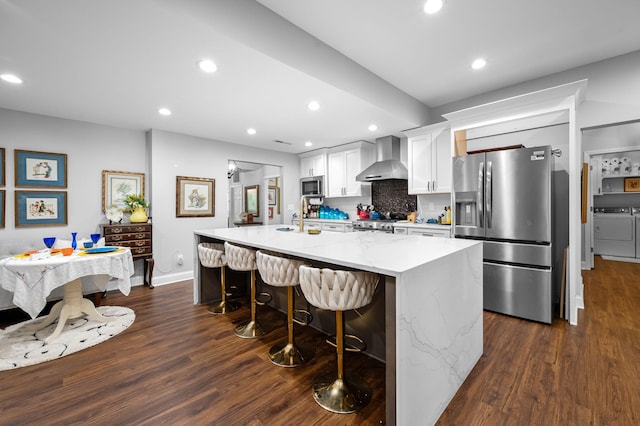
0,111 -> 300,291
0,108 -> 146,258
148,129 -> 299,286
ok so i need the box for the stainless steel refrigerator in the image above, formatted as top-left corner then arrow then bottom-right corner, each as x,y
452,145 -> 566,323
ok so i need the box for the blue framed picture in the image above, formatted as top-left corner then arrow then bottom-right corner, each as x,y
15,150 -> 67,188
15,190 -> 67,227
0,190 -> 5,229
0,147 -> 5,187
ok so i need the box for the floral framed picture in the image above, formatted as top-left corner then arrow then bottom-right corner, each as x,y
176,176 -> 215,217
15,150 -> 67,188
15,190 -> 68,227
102,170 -> 145,212
0,148 -> 5,187
244,184 -> 259,217
268,206 -> 274,220
0,190 -> 5,229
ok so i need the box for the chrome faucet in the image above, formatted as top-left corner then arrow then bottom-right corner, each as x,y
299,195 -> 324,232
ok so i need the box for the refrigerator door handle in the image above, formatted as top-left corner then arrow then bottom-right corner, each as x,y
486,161 -> 493,228
478,162 -> 484,226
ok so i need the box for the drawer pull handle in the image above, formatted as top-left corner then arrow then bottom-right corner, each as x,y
135,241 -> 145,246
111,235 -> 123,241
112,227 -> 123,233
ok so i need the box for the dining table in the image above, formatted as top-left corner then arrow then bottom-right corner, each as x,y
0,246 -> 134,343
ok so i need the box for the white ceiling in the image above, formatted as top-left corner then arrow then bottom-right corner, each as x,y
1,0 -> 639,154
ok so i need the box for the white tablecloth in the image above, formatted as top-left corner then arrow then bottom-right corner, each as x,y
0,248 -> 134,318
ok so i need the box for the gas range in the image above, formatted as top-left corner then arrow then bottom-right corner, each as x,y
352,219 -> 397,233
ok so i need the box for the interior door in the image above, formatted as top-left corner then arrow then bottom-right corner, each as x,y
485,146 -> 552,242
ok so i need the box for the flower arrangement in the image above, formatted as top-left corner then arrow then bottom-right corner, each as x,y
123,194 -> 149,211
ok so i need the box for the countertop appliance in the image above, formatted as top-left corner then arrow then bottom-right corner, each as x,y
453,145 -> 567,324
300,175 -> 323,197
352,219 -> 396,233
593,207 -> 635,258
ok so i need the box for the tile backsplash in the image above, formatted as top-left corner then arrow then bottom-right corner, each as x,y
371,180 -> 417,212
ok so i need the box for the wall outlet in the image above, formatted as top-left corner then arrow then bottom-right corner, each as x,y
176,253 -> 184,265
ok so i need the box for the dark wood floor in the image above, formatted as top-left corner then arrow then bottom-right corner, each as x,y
1,256 -> 639,425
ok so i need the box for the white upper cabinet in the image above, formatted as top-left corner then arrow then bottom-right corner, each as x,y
404,123 -> 451,194
299,149 -> 327,177
326,141 -> 373,197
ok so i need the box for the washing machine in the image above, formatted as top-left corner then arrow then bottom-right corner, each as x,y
593,207 -> 635,258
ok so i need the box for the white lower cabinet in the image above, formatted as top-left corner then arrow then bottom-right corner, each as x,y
292,219 -> 352,233
394,225 -> 451,238
408,228 -> 450,238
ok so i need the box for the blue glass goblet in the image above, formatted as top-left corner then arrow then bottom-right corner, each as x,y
90,233 -> 101,245
43,237 -> 56,253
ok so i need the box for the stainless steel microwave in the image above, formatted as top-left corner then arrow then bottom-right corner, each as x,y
301,175 -> 324,196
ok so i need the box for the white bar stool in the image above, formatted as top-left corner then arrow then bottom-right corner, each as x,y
298,265 -> 379,414
197,243 -> 239,314
256,250 -> 314,367
224,242 -> 274,338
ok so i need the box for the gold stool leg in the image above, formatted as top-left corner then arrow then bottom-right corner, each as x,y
269,286 -> 314,367
312,310 -> 372,413
234,270 -> 274,338
208,265 -> 239,314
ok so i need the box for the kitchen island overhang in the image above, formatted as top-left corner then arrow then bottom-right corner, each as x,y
194,225 -> 482,425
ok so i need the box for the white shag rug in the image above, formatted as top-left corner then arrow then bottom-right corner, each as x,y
0,306 -> 135,371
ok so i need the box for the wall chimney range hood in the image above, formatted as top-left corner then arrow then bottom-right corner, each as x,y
356,135 -> 408,181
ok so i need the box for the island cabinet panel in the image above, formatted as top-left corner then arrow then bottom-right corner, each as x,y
102,223 -> 154,288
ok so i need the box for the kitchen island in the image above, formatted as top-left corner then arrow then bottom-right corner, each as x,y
194,225 -> 482,425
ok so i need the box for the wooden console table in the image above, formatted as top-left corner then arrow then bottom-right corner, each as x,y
102,223 -> 154,288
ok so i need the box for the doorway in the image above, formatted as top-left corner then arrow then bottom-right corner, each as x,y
227,160 -> 283,227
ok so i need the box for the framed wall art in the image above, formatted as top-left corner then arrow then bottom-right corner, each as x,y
624,177 -> 640,192
268,206 -> 274,220
244,184 -> 259,217
102,170 -> 145,211
0,190 -> 5,229
0,148 -> 5,187
15,190 -> 68,227
176,176 -> 215,217
15,150 -> 67,188
267,177 -> 279,186
268,185 -> 280,214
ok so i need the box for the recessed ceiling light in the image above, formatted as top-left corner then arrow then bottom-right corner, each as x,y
158,108 -> 172,116
198,59 -> 218,73
471,58 -> 487,70
307,101 -> 320,111
305,141 -> 313,147
423,0 -> 443,14
247,128 -> 256,135
368,124 -> 378,132
1,74 -> 23,84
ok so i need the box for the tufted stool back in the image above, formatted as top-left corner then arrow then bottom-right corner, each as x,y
299,265 -> 379,312
198,243 -> 226,268
256,251 -> 306,288
224,242 -> 256,272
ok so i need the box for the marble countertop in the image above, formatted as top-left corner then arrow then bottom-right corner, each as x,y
195,225 -> 478,277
